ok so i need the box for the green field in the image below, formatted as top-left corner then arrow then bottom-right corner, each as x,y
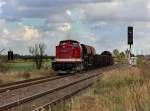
6,59 -> 52,72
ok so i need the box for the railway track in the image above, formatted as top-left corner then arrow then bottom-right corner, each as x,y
0,69 -> 101,111
0,75 -> 70,93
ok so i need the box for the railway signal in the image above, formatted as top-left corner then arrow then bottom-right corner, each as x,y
127,26 -> 136,65
127,26 -> 133,52
128,26 -> 133,47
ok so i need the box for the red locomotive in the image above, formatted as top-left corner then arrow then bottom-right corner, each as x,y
52,40 -> 113,73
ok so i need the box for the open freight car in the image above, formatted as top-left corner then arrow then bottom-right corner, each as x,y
52,40 -> 113,73
93,51 -> 114,67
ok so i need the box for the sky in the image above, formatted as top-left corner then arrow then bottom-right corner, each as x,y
0,0 -> 150,55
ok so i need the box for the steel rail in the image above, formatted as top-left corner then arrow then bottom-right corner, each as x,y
0,73 -> 100,111
0,75 -> 70,93
33,77 -> 100,111
0,64 -> 117,92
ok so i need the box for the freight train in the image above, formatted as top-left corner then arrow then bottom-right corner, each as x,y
52,40 -> 113,73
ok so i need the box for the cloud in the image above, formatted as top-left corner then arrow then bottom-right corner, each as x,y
66,9 -> 72,16
1,0 -> 150,55
58,22 -> 71,32
0,18 -> 65,54
0,38 -> 8,46
3,28 -> 9,35
0,19 -> 38,44
2,0 -> 150,23
2,0 -> 150,22
23,26 -> 40,41
1,0 -> 113,21
0,0 -> 5,13
11,0 -> 111,8
4,24 -> 41,41
80,0 -> 150,22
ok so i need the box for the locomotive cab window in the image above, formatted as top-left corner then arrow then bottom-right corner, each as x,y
72,42 -> 78,48
60,41 -> 67,45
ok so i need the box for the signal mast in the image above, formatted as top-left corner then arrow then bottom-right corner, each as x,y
127,26 -> 136,65
128,26 -> 133,57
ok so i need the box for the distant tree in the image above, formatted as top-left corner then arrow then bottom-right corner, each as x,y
29,43 -> 46,69
113,49 -> 127,64
120,52 -> 126,59
113,49 -> 120,57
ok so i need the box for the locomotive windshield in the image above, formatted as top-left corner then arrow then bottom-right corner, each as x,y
60,41 -> 67,45
60,40 -> 79,48
72,42 -> 78,48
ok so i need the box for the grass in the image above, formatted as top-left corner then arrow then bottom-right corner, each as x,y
0,69 -> 55,84
0,59 -> 54,84
52,61 -> 150,111
5,59 -> 52,72
0,62 -> 8,72
6,62 -> 34,72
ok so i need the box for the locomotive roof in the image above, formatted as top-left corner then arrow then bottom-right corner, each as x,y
60,40 -> 79,43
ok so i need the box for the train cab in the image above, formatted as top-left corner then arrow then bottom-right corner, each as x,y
52,40 -> 83,73
55,40 -> 82,62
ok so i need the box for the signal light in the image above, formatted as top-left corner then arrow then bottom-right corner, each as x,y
128,26 -> 133,45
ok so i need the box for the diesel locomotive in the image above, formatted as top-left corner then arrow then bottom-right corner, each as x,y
52,40 -> 113,73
